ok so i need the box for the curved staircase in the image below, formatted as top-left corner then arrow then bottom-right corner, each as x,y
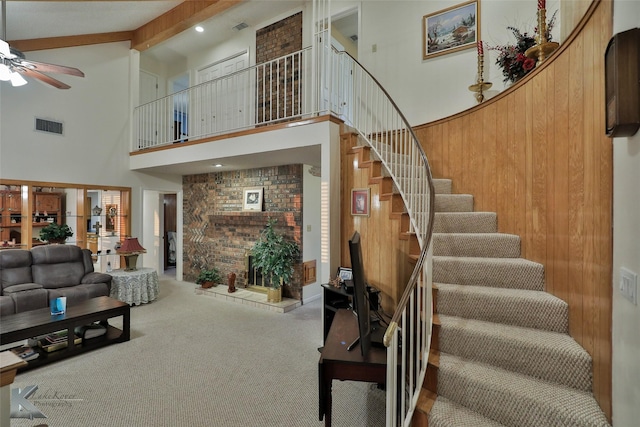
414,179 -> 611,427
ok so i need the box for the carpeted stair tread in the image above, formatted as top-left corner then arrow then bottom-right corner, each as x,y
428,396 -> 507,427
435,194 -> 474,212
437,314 -> 592,391
437,353 -> 611,427
433,233 -> 521,258
435,283 -> 568,332
433,256 -> 544,290
433,212 -> 498,233
432,179 -> 452,194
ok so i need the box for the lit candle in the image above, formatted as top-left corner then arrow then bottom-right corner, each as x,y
538,0 -> 545,10
477,40 -> 483,55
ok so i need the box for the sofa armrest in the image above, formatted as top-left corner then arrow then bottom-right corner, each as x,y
82,272 -> 113,293
3,283 -> 44,294
82,272 -> 112,284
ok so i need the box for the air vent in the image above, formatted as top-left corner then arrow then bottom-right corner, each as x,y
232,22 -> 248,31
35,118 -> 64,135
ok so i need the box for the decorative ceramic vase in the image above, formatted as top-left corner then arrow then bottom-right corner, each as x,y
227,272 -> 236,293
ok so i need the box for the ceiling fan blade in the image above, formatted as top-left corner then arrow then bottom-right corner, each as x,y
19,68 -> 71,90
20,59 -> 84,77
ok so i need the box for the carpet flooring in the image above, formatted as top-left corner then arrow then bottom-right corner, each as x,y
9,276 -> 385,427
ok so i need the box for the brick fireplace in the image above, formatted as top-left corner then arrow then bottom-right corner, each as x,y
183,165 -> 303,300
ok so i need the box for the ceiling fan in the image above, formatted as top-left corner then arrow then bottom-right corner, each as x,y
0,1 -> 84,89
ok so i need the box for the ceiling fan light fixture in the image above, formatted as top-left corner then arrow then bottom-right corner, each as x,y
0,39 -> 10,57
0,63 -> 11,81
10,71 -> 27,87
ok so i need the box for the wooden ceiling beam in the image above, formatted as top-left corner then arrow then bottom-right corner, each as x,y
131,0 -> 244,52
8,32 -> 133,52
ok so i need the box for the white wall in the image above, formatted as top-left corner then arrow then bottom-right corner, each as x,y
611,2 -> 640,425
302,164 -> 322,303
0,42 -> 182,240
358,0 -> 560,125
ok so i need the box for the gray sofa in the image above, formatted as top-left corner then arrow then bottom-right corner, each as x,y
0,245 -> 112,316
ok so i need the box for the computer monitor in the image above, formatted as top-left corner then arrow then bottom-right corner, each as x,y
348,231 -> 384,357
348,231 -> 371,356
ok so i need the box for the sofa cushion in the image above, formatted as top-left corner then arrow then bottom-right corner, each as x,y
3,283 -> 44,294
12,288 -> 49,313
48,283 -> 110,306
31,245 -> 85,288
0,296 -> 15,316
0,249 -> 33,291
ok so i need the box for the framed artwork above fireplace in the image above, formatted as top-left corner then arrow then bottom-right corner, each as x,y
243,187 -> 263,211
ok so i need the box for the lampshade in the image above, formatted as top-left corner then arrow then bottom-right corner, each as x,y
117,237 -> 146,255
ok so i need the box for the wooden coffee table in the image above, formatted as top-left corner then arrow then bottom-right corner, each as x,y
0,296 -> 130,372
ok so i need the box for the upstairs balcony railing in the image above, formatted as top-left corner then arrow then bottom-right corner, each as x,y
133,48 -> 316,151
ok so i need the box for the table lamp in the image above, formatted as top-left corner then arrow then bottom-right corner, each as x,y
116,237 -> 146,271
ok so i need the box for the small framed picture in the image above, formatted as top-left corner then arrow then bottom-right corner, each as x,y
105,204 -> 117,232
337,267 -> 353,283
243,187 -> 263,211
351,188 -> 370,216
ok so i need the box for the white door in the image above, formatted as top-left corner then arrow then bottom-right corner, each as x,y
142,190 -> 162,274
196,50 -> 249,136
139,71 -> 159,148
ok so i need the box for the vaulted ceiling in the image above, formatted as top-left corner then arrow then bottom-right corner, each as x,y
3,1 -> 306,62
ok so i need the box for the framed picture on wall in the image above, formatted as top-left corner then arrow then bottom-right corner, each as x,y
105,204 -> 117,232
351,188 -> 370,216
243,187 -> 263,211
423,0 -> 480,59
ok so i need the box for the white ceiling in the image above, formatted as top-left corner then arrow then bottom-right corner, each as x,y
2,1 -> 356,176
2,1 -> 308,62
3,1 -> 181,40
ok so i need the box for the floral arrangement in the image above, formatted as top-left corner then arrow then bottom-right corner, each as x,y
490,11 -> 557,84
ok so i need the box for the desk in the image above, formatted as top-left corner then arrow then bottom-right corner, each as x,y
109,268 -> 159,305
318,309 -> 387,427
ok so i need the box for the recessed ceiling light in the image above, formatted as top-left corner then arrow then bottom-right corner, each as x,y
214,164 -> 223,168
195,26 -> 204,33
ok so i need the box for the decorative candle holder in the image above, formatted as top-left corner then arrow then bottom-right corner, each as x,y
525,8 -> 559,64
468,54 -> 492,103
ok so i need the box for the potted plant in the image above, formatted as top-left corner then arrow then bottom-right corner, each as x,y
39,223 -> 74,244
251,218 -> 300,302
195,267 -> 222,289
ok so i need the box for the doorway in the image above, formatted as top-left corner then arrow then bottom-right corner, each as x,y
168,72 -> 189,143
164,194 -> 177,272
195,50 -> 250,136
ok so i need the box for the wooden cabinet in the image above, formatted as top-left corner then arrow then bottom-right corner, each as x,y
322,284 -> 353,339
0,191 -> 23,244
0,191 -> 62,246
4,191 -> 21,213
34,193 -> 61,213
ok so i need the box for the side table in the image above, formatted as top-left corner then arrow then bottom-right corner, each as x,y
109,268 -> 159,305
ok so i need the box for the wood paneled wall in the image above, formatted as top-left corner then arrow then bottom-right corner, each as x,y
414,1 -> 613,418
340,134 -> 413,314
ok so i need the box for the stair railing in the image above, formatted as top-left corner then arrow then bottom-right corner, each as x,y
328,47 -> 436,426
